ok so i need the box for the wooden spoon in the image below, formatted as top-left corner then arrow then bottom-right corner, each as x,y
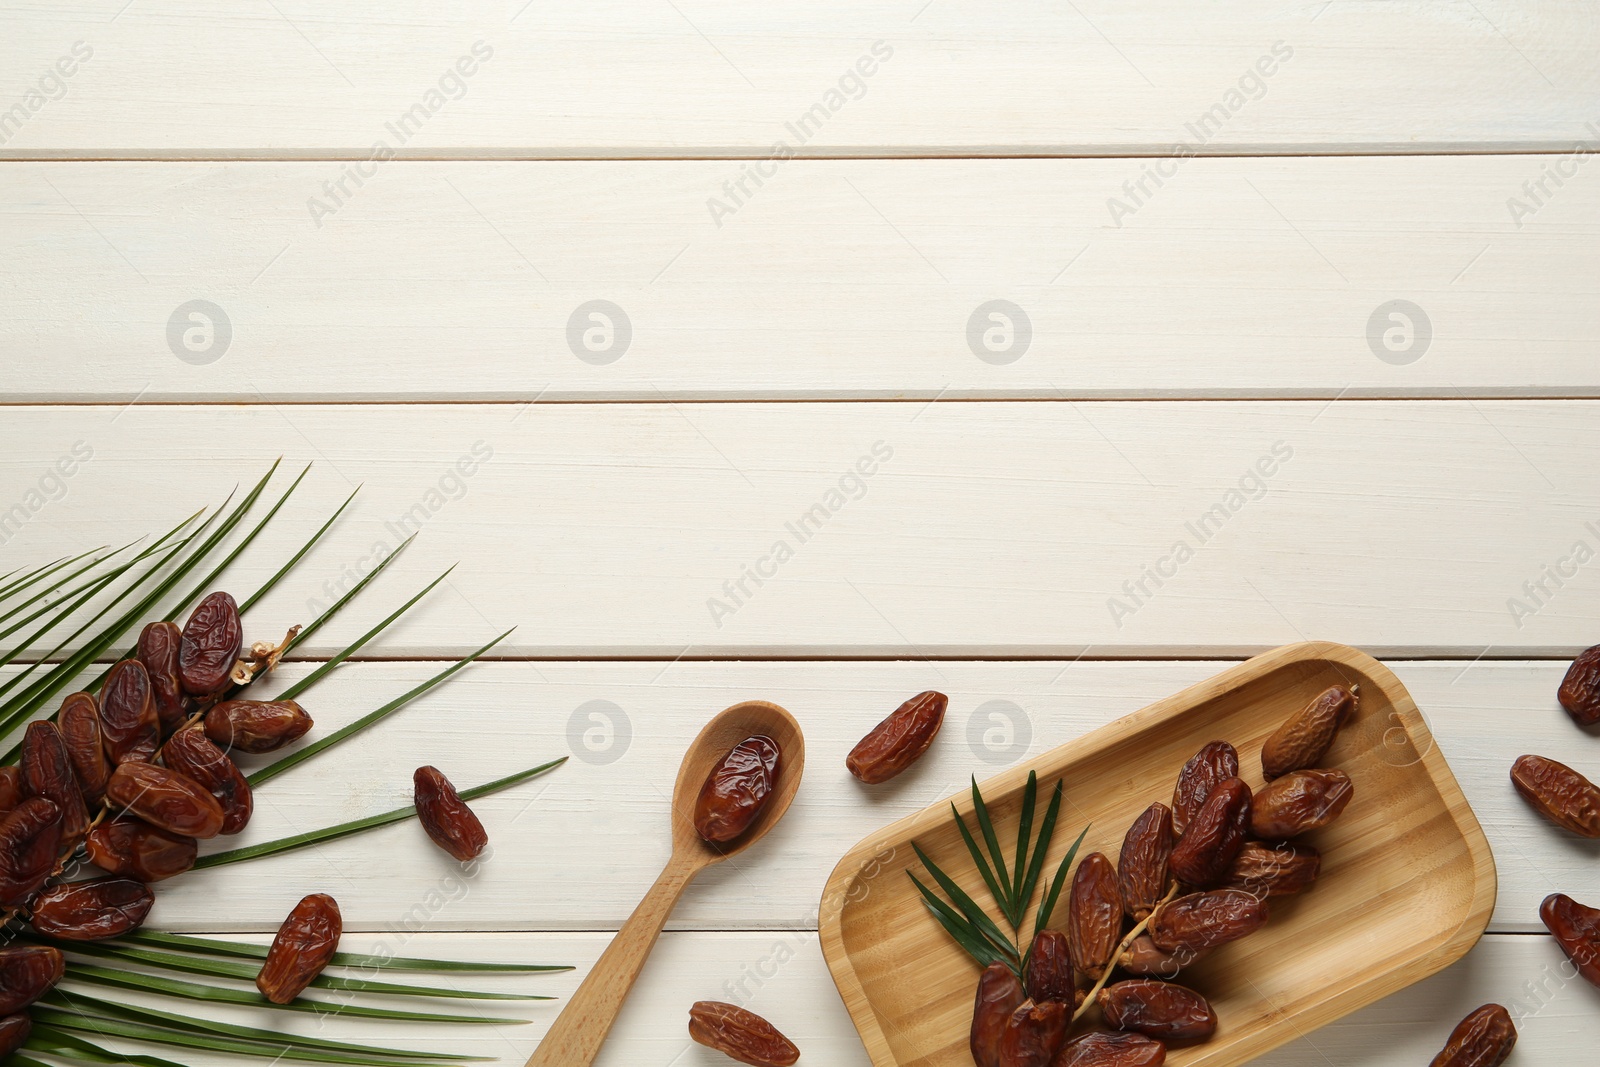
525,699 -> 805,1067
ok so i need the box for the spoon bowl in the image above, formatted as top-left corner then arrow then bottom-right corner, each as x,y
670,699 -> 806,864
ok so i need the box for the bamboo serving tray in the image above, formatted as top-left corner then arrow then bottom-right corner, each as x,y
819,641 -> 1497,1066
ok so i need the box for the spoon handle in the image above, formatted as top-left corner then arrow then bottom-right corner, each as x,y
525,855 -> 699,1067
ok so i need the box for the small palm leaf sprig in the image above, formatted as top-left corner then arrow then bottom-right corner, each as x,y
0,461 -> 570,1067
909,771 -> 1087,981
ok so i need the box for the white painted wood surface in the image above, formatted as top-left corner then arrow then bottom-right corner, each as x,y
1,2 -> 1598,158
2,157 -> 1597,401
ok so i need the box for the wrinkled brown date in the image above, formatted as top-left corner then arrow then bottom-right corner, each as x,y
58,692 -> 110,805
846,690 -> 946,784
1068,851 -> 1121,982
0,945 -> 64,1013
0,798 -> 63,908
1222,840 -> 1320,898
164,727 -> 253,835
971,962 -> 1026,1067
0,767 -> 19,823
21,721 -> 88,849
1560,644 -> 1600,728
1118,802 -> 1174,921
1118,934 -> 1207,979
1024,929 -> 1074,1005
1261,684 -> 1355,781
1168,777 -> 1251,888
30,876 -> 155,941
105,762 -> 225,839
1428,1003 -> 1516,1067
998,999 -> 1067,1067
1150,889 -> 1268,955
1054,1031 -> 1167,1067
1099,980 -> 1216,1044
1510,755 -> 1600,838
414,766 -> 488,862
694,735 -> 781,844
1540,893 -> 1600,988
203,699 -> 313,754
1171,741 -> 1238,837
179,591 -> 242,698
100,658 -> 160,765
138,620 -> 191,734
1249,769 -> 1353,840
0,1013 -> 29,1059
688,1000 -> 800,1067
85,817 -> 197,883
257,893 -> 342,1004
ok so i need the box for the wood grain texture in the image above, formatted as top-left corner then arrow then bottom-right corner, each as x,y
49,931 -> 1600,1067
1,2 -> 1597,158
821,643 -> 1495,1065
2,157 -> 1597,401
2,403 -> 1597,657
0,658 -> 1568,935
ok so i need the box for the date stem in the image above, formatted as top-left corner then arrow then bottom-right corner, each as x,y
1069,882 -> 1179,1026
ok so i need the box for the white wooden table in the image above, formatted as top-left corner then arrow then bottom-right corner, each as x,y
3,2 -> 1599,1062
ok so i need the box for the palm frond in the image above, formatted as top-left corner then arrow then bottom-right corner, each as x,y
117,930 -> 571,973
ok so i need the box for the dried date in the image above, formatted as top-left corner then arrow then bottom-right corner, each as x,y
0,798 -> 63,908
1249,769 -> 1353,840
1068,851 -> 1121,982
0,1013 -> 28,1059
1118,934 -> 1207,979
1510,755 -> 1600,837
138,620 -> 191,734
1428,1003 -> 1516,1067
0,767 -> 19,822
1150,889 -> 1268,955
85,817 -> 197,882
0,945 -> 64,1013
971,962 -> 1026,1067
1118,802 -> 1174,921
58,692 -> 110,805
1171,741 -> 1238,837
1560,644 -> 1600,727
846,690 -> 946,784
1098,980 -> 1216,1044
1540,893 -> 1600,988
105,763 -> 225,839
30,876 -> 155,941
1168,777 -> 1251,888
694,735 -> 781,844
1024,930 -> 1074,1005
164,727 -> 253,835
179,591 -> 242,698
257,893 -> 342,1004
414,766 -> 488,862
998,999 -> 1067,1067
1261,684 -> 1355,780
203,700 -> 313,754
687,1000 -> 800,1067
21,721 -> 88,849
1054,1031 -> 1167,1067
1221,841 -> 1320,898
100,658 -> 160,764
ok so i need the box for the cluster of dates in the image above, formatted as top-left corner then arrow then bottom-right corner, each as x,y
0,591 -> 315,1052
970,683 -> 1361,1067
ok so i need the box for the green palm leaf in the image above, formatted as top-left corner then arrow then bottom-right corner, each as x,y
117,931 -> 570,973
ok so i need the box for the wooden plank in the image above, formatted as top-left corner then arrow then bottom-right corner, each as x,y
3,157 -> 1596,401
2,402 -> 1597,657
1,3 -> 1597,158
53,931 -> 1600,1066
17,659 -> 1570,934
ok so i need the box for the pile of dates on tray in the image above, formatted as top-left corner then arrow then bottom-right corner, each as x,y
0,591 -> 316,1051
971,683 -> 1361,1067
